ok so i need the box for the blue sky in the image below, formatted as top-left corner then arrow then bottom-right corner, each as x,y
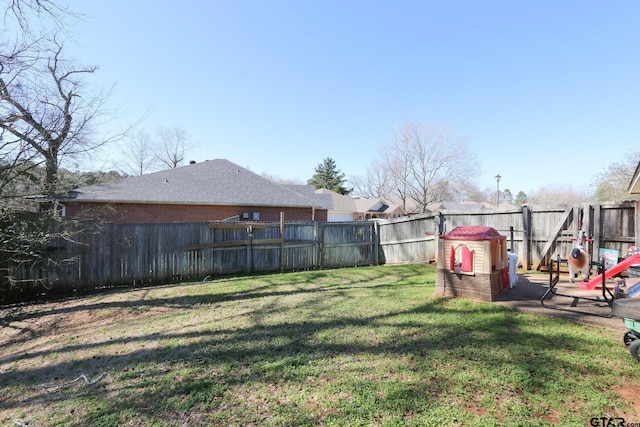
64,0 -> 639,195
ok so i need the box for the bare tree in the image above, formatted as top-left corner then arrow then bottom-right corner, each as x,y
462,184 -> 495,204
349,157 -> 392,199
592,150 -> 640,202
527,185 -> 591,205
382,121 -> 477,213
155,126 -> 191,169
261,172 -> 303,185
384,126 -> 413,212
4,0 -> 74,34
0,38 -> 107,196
119,130 -> 160,176
0,1 -> 108,297
0,41 -> 44,200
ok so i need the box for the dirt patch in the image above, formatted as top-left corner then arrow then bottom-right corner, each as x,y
613,383 -> 640,421
0,287 -> 176,373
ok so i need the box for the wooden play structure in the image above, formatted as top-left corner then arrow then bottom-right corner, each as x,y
436,226 -> 510,302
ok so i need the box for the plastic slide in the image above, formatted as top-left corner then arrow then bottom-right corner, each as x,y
579,254 -> 640,290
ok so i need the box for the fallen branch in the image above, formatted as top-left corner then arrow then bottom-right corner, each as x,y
41,372 -> 107,392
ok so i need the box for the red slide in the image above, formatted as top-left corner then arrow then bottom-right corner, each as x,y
579,254 -> 640,290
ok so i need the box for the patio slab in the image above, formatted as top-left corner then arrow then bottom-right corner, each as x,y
494,272 -> 639,333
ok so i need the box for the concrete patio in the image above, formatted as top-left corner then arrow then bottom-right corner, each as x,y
495,271 -> 640,333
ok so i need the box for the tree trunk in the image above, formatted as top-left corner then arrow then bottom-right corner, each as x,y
44,148 -> 59,196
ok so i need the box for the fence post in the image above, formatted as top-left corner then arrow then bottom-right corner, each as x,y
373,221 -> 380,265
314,221 -> 319,269
279,212 -> 285,272
318,222 -> 324,270
583,203 -> 594,262
522,206 -> 531,270
593,204 -> 602,258
246,225 -> 253,274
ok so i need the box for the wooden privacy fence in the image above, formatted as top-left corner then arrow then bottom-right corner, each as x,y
2,202 -> 637,301
376,202 -> 639,270
1,219 -> 378,301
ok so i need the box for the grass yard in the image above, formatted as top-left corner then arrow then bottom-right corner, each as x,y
2,264 -> 640,426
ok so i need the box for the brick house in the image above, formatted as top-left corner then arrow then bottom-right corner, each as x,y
57,159 -> 327,223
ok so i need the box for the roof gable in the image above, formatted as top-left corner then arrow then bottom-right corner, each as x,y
60,159 -> 318,208
285,185 -> 334,209
353,198 -> 388,213
315,188 -> 356,212
286,185 -> 357,212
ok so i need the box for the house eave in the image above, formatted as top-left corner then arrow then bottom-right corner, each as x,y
59,198 -> 321,209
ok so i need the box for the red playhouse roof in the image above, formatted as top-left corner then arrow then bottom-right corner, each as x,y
440,226 -> 504,241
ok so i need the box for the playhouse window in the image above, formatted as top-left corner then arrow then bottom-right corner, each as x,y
450,244 -> 474,273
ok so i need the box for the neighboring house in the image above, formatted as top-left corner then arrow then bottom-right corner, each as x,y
382,197 -> 424,217
286,185 -> 356,222
286,185 -> 392,222
57,159 -> 327,223
352,198 -> 392,220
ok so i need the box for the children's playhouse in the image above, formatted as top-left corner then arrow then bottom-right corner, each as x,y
436,226 -> 510,302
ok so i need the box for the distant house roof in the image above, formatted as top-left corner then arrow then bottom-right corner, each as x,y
287,185 -> 357,211
383,197 -> 422,215
286,185 -> 391,218
315,188 -> 357,212
353,198 -> 388,213
59,159 -> 319,208
286,185 -> 348,211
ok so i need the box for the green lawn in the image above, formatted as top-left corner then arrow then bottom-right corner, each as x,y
1,264 -> 639,426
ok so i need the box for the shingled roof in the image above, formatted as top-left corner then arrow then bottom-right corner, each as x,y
285,185 -> 336,210
59,159 -> 318,208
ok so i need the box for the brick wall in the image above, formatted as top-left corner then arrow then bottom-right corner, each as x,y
63,202 -> 327,223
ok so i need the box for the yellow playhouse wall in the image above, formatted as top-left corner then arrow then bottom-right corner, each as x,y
438,239 -> 492,275
435,236 -> 509,302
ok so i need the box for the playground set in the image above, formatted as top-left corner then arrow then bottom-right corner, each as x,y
540,234 -> 640,361
435,218 -> 640,360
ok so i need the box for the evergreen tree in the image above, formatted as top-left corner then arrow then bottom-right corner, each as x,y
503,189 -> 514,204
514,191 -> 528,205
307,157 -> 351,195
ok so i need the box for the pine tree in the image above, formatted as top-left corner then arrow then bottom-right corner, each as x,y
515,191 -> 528,205
503,189 -> 513,204
307,157 -> 351,195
